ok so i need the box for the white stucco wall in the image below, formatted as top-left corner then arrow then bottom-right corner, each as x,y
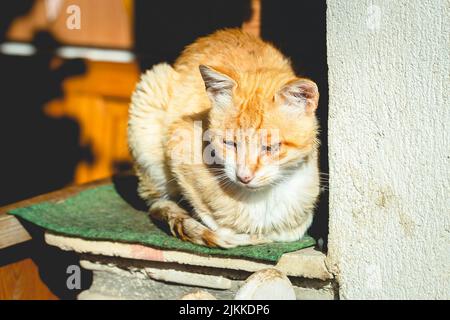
326,0 -> 449,299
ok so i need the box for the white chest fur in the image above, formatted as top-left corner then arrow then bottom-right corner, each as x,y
209,161 -> 318,235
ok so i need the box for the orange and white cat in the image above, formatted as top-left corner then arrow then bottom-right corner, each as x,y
128,29 -> 320,248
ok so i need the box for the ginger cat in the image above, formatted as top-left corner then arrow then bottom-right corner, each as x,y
128,29 -> 320,248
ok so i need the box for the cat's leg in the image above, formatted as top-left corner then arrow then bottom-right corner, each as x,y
149,199 -> 267,248
149,199 -> 207,244
213,227 -> 270,247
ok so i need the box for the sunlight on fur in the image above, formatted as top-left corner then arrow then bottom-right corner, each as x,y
128,29 -> 320,248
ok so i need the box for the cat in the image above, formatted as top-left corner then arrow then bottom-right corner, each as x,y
128,29 -> 320,248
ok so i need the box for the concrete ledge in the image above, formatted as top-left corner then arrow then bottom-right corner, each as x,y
80,260 -> 232,290
78,257 -> 335,300
45,233 -> 333,281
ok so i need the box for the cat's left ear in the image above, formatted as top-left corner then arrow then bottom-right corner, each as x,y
276,78 -> 319,115
199,65 -> 236,108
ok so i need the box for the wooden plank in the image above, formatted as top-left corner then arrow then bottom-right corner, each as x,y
0,258 -> 58,300
44,61 -> 137,184
0,214 -> 31,250
62,61 -> 139,98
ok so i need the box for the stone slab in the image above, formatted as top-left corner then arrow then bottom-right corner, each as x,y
46,232 -> 333,280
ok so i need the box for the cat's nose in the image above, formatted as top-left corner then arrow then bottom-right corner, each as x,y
237,172 -> 254,184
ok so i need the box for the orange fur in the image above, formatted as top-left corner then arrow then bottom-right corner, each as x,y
128,29 -> 320,248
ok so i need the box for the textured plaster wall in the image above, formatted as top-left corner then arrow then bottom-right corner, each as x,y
326,0 -> 449,299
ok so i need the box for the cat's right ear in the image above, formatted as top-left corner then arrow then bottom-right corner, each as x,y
199,65 -> 236,108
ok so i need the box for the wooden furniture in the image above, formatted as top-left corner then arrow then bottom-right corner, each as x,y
7,0 -> 133,49
0,259 -> 58,300
45,61 -> 138,184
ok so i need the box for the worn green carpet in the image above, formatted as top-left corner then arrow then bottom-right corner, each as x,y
9,185 -> 315,262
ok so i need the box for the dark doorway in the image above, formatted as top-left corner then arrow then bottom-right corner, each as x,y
261,0 -> 329,249
134,0 -> 252,70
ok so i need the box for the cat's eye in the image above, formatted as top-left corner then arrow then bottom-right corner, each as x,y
223,140 -> 237,148
262,142 -> 281,154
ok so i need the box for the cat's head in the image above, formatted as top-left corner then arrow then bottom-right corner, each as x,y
199,65 -> 319,191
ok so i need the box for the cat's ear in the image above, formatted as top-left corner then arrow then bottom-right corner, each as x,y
276,78 -> 319,115
199,65 -> 236,108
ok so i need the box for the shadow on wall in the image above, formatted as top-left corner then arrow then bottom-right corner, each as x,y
0,1 -> 92,207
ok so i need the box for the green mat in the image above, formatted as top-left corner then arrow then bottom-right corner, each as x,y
9,185 -> 315,262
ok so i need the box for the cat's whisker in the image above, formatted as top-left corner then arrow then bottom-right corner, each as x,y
166,177 -> 178,185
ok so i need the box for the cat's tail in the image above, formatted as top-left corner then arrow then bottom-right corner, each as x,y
150,199 -> 268,249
